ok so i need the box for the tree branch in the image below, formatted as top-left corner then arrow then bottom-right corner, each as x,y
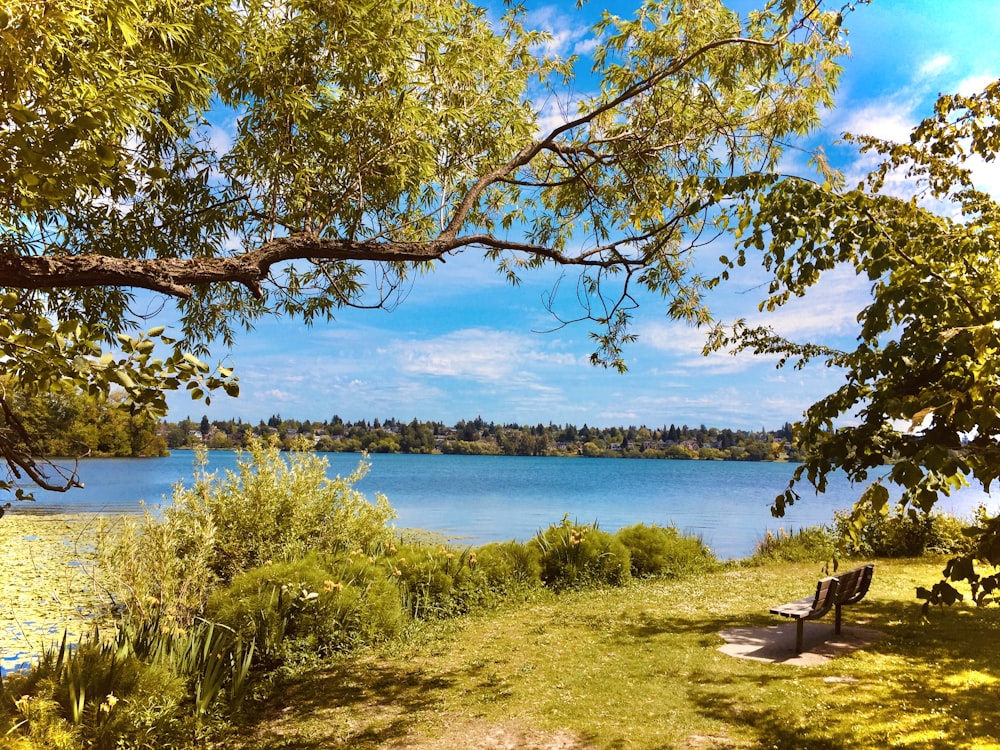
0,236 -> 457,299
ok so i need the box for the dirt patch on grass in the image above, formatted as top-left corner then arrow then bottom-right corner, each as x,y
386,719 -> 595,749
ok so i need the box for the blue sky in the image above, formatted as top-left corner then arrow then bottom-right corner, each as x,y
168,0 -> 1000,431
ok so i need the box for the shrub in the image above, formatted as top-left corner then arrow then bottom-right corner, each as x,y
206,553 -> 404,663
171,435 -> 397,579
832,508 -> 975,558
96,504 -> 218,627
748,526 -> 835,564
99,435 -> 398,625
471,541 -> 543,598
615,523 -> 716,577
531,516 -> 631,591
378,540 -> 543,619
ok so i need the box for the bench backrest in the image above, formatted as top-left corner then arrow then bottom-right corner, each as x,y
811,575 -> 841,614
834,564 -> 874,606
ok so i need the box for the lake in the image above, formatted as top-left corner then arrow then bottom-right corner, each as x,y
11,451 -> 994,559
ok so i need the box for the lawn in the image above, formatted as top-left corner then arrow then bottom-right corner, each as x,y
233,559 -> 1000,749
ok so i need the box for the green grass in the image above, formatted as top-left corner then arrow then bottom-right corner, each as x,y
232,558 -> 1000,750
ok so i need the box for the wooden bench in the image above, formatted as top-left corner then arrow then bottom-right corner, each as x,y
770,564 -> 874,653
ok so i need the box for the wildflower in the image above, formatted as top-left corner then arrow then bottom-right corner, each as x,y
394,568 -> 401,577
99,693 -> 119,713
389,544 -> 398,554
468,552 -> 478,568
14,695 -> 30,712
446,553 -> 455,560
323,579 -> 336,592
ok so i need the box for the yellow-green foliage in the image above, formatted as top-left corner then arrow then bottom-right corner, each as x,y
97,505 -> 218,626
614,523 -> 716,577
390,544 -> 491,618
206,553 -> 405,660
748,525 -> 836,564
832,509 -> 974,558
472,541 -> 543,598
0,636 -> 191,750
99,435 -> 397,624
171,436 -> 397,579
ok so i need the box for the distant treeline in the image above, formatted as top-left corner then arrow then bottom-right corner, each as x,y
164,414 -> 801,462
7,386 -> 168,459
5,385 -> 799,462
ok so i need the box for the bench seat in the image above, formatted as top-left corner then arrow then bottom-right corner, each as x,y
770,564 -> 874,653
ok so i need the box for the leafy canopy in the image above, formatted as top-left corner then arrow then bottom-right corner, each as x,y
0,0 -> 847,492
710,80 -> 1000,609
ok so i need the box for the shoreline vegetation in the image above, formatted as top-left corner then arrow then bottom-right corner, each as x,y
0,509 -> 987,749
22,386 -> 800,462
0,440 -> 983,748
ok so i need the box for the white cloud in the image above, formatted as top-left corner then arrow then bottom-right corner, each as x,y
390,328 -> 580,384
919,54 -> 952,78
526,5 -> 592,59
534,93 -> 589,137
260,388 -> 296,402
838,101 -> 916,143
637,321 -> 764,375
956,73 -> 997,97
968,153 -> 1000,199
205,124 -> 233,157
748,268 -> 864,340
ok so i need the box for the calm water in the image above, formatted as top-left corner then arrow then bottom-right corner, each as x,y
11,451 -> 994,559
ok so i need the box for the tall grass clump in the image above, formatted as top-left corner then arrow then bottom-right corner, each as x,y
0,618 -> 255,750
614,523 -> 717,577
747,525 -> 835,564
98,435 -> 396,624
531,516 -> 631,591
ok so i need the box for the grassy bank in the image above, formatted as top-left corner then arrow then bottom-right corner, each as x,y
0,452 -> 994,750
234,559 -> 1000,750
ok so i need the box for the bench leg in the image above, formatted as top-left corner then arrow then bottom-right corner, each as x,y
796,620 -> 804,653
835,604 -> 842,635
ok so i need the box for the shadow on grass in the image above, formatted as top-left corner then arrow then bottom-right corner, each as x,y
236,580 -> 1000,750
242,658 -> 459,750
616,610 -> 744,644
609,591 -> 1000,749
687,678 -> 858,750
687,604 -> 1000,749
